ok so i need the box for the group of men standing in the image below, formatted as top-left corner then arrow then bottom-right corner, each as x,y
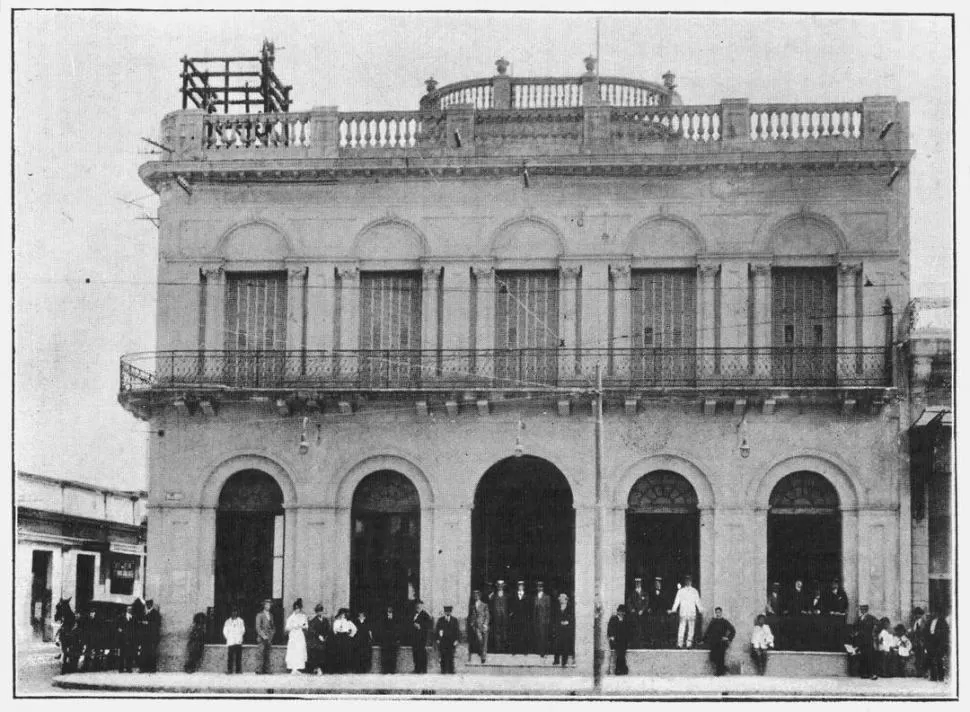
624,574 -> 705,648
473,580 -> 574,664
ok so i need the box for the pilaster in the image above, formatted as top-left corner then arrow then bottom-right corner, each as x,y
337,265 -> 360,350
610,263 -> 632,362
202,265 -> 226,351
421,265 -> 442,377
286,266 -> 308,351
305,265 -> 335,351
838,262 -> 862,350
750,263 -> 772,358
559,265 -> 582,378
473,265 -> 495,379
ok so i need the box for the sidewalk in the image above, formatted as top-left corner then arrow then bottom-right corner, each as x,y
50,671 -> 956,698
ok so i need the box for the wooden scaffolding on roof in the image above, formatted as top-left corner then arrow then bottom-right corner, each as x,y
181,39 -> 292,114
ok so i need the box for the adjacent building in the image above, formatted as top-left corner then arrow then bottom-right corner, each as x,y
16,471 -> 147,643
121,46 -> 914,672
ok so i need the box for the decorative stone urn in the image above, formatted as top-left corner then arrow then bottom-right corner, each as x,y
424,77 -> 438,94
495,57 -> 510,75
583,55 -> 597,74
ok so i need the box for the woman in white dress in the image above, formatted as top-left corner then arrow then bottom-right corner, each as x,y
285,598 -> 309,673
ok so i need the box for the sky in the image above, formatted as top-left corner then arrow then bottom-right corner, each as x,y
11,10 -> 954,491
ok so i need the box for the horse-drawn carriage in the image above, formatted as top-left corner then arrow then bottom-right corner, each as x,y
54,598 -> 131,673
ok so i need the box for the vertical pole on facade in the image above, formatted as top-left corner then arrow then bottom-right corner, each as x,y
593,362 -> 604,689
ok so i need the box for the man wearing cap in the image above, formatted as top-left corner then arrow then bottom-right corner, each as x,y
647,576 -> 669,648
467,589 -> 489,663
607,604 -> 632,675
627,578 -> 648,648
435,606 -> 460,674
509,580 -> 532,654
490,580 -> 509,654
409,599 -> 433,673
255,598 -> 276,674
669,574 -> 703,649
853,604 -> 879,679
533,581 -> 552,657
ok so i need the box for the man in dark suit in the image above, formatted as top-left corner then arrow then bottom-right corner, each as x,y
409,599 -> 433,673
703,607 -> 736,676
490,580 -> 509,653
434,606 -> 460,674
627,577 -> 649,648
140,600 -> 162,672
116,605 -> 139,672
509,580 -> 531,654
647,576 -> 669,648
607,604 -> 632,675
377,606 -> 401,674
925,610 -> 950,682
853,604 -> 879,679
533,581 -> 552,657
255,598 -> 276,674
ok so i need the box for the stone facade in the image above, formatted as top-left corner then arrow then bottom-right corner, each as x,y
123,60 -> 913,673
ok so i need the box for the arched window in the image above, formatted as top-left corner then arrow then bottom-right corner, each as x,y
351,471 -> 421,621
626,471 -> 700,648
214,470 -> 285,642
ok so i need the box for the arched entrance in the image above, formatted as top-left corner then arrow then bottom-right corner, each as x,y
350,470 -> 421,620
626,470 -> 700,648
471,455 -> 574,602
768,470 -> 843,651
214,469 -> 285,643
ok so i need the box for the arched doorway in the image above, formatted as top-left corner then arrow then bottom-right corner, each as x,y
626,471 -> 700,648
350,470 -> 421,621
214,469 -> 285,643
768,471 -> 843,650
472,456 -> 573,594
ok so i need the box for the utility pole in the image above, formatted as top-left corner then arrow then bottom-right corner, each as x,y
593,363 -> 604,689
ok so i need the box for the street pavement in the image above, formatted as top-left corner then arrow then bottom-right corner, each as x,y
41,670 -> 955,698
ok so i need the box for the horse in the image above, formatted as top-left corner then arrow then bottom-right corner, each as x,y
53,598 -> 81,673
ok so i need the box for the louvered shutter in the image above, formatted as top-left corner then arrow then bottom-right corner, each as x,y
771,267 -> 836,384
494,271 -> 559,385
359,272 -> 422,386
223,272 -> 287,386
631,270 -> 697,384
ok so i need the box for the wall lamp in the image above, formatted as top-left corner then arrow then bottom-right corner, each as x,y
298,416 -> 310,455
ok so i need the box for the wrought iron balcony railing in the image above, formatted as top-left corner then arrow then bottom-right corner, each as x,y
120,347 -> 891,397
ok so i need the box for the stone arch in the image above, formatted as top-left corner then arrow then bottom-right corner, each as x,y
200,453 -> 298,508
749,453 -> 860,512
763,212 -> 847,256
214,219 -> 294,261
461,446 -> 585,507
335,454 -> 434,510
489,216 -> 565,259
352,217 -> 428,261
625,215 -> 706,257
612,453 -> 716,510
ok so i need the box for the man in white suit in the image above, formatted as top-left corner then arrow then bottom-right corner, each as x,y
669,574 -> 703,649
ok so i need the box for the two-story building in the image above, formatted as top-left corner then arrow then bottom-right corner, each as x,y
121,47 -> 913,673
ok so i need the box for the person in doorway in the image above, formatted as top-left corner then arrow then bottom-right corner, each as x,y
117,605 -> 139,673
284,599 -> 308,674
627,577 -> 649,647
306,604 -> 330,675
409,599 -> 432,673
552,593 -> 574,667
750,613 -> 774,675
467,589 -> 490,664
533,581 -> 552,657
703,607 -> 736,676
139,600 -> 162,673
330,608 -> 358,673
490,580 -> 509,654
925,609 -> 950,682
765,583 -> 783,617
647,576 -> 669,648
607,604 -> 632,675
434,605 -> 460,674
184,612 -> 207,673
377,606 -> 401,673
222,607 -> 245,674
354,610 -> 374,673
509,580 -> 531,654
669,575 -> 703,649
820,579 -> 849,617
255,598 -> 276,674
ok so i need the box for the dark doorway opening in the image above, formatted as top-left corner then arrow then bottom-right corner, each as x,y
351,470 -> 421,621
471,456 -> 574,599
625,471 -> 700,648
75,554 -> 96,611
31,550 -> 52,641
213,470 -> 285,643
